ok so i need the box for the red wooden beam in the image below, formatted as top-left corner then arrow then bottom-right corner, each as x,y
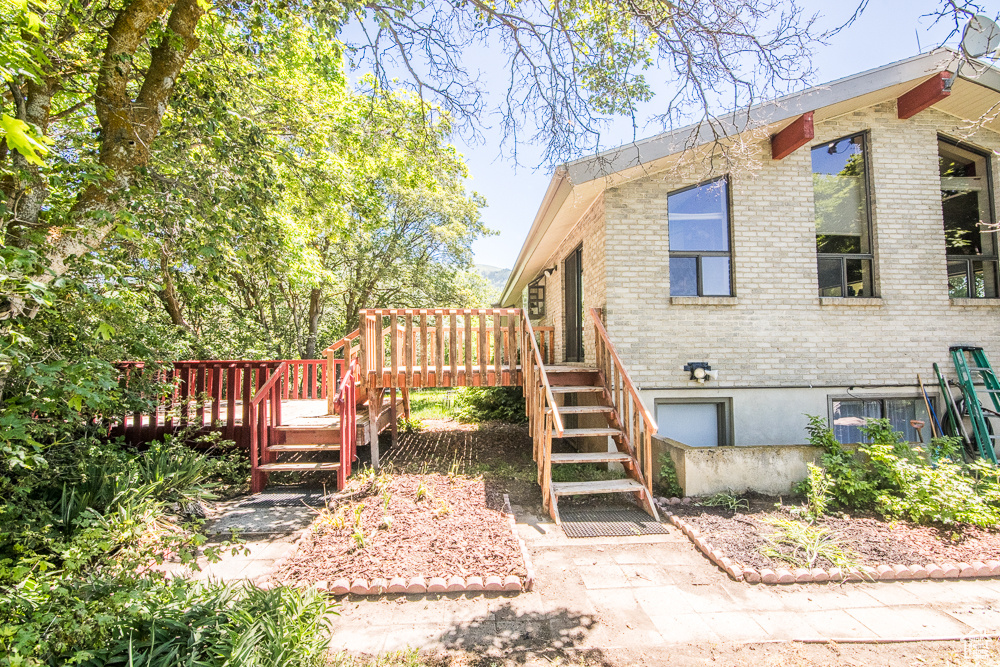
770,111 -> 814,160
897,72 -> 952,120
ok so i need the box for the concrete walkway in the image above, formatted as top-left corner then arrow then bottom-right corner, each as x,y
326,503 -> 1000,654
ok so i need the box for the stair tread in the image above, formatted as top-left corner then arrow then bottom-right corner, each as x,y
551,452 -> 633,464
268,444 -> 341,451
545,366 -> 600,373
558,428 -> 621,438
549,386 -> 604,393
258,462 -> 341,471
551,479 -> 645,495
549,405 -> 613,414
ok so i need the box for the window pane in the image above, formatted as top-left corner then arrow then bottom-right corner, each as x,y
833,399 -> 881,444
670,257 -> 698,296
701,256 -> 731,296
656,403 -> 720,448
973,261 -> 999,298
813,135 -> 869,254
845,258 -> 872,297
948,260 -> 970,298
940,141 -> 994,256
885,399 -> 930,443
818,257 -> 843,297
668,180 -> 729,251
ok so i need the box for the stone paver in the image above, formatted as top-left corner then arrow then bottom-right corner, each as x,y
325,505 -> 1000,653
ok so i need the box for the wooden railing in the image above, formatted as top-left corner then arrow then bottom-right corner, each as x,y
589,308 -> 657,493
358,309 -> 524,389
334,359 -> 359,489
281,359 -> 327,401
324,329 -> 361,413
249,362 -> 286,493
521,317 -> 564,510
534,326 -> 555,365
115,359 -> 319,448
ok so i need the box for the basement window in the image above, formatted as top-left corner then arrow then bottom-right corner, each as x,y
668,178 -> 733,297
655,399 -> 732,447
939,137 -> 999,299
830,397 -> 931,444
813,133 -> 875,298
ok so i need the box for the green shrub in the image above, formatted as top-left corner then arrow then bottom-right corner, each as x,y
801,415 -> 1000,527
452,386 -> 527,423
656,453 -> 683,498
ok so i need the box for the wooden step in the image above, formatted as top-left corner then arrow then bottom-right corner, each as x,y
549,386 -> 604,394
267,444 -> 341,452
551,478 -> 645,496
557,428 -> 621,438
257,462 -> 341,472
550,451 -> 633,464
549,405 -> 613,415
273,426 -> 340,445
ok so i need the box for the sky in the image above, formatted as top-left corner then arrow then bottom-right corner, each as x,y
453,0 -> 967,270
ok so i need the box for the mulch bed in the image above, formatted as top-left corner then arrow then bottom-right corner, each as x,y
670,496 -> 1000,570
275,472 -> 526,584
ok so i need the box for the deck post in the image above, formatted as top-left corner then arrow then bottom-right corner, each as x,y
390,386 -> 398,447
368,387 -> 380,470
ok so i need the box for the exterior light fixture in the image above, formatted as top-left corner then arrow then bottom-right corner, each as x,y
684,362 -> 712,383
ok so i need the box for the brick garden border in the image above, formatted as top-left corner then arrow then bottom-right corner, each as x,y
267,494 -> 534,597
656,496 -> 1000,585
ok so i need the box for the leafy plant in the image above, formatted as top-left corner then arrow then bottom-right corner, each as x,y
397,417 -> 424,434
433,498 -> 451,518
415,482 -> 429,501
760,518 -> 860,569
452,386 -> 527,423
804,463 -> 831,519
657,452 -> 684,498
700,492 -> 749,512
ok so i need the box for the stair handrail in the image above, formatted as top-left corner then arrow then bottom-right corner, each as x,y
588,308 -> 657,492
334,358 -> 359,488
522,317 -> 564,506
324,329 -> 361,412
523,317 -> 564,436
249,361 -> 287,493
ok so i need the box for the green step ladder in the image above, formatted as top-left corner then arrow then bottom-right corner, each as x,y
950,345 -> 1000,464
933,362 -> 972,454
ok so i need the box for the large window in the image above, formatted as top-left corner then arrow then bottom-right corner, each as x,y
656,399 -> 731,447
668,178 -> 732,296
831,397 -> 931,444
813,133 -> 874,297
939,138 -> 998,299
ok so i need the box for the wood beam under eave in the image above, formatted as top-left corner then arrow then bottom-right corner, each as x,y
897,72 -> 952,120
770,112 -> 814,160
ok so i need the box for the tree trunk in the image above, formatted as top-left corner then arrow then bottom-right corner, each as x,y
305,287 -> 323,358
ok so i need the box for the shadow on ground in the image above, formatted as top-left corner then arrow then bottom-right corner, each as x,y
433,602 -> 614,666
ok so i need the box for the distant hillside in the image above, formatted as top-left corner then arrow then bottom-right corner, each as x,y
475,264 -> 511,292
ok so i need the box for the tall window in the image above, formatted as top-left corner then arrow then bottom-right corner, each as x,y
668,178 -> 732,296
939,138 -> 998,299
813,133 -> 874,297
831,397 -> 931,444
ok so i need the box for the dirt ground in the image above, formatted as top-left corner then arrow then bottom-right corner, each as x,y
672,495 -> 1000,570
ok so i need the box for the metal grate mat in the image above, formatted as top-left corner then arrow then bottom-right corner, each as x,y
236,489 -> 328,509
559,507 -> 669,538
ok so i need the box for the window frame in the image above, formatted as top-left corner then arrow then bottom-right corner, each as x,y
812,131 -> 877,298
527,279 -> 546,318
938,134 -> 999,299
826,394 -> 934,444
654,397 -> 733,447
667,176 -> 735,297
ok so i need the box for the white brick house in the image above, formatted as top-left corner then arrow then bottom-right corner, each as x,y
500,49 -> 1000,495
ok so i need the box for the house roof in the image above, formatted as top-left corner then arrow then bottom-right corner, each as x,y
499,47 -> 1000,307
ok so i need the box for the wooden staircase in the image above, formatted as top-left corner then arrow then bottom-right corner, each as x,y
542,366 -> 658,524
522,316 -> 660,527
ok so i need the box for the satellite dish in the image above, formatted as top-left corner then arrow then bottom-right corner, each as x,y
961,14 -> 1000,58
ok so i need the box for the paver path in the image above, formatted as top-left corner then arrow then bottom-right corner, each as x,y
327,503 -> 1000,654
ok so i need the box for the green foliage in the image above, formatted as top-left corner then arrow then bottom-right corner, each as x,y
760,518 -> 860,569
397,417 -> 424,434
2,575 -> 334,667
550,462 -> 625,484
804,463 -> 832,519
801,415 -> 1000,527
453,386 -> 527,423
656,452 -> 684,498
700,492 -> 749,513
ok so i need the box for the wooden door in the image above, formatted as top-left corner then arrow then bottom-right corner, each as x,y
564,245 -> 583,362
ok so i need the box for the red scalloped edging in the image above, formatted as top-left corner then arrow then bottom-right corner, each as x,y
262,497 -> 533,598
656,498 -> 1000,585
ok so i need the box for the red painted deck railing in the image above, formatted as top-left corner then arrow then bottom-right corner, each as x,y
249,362 -> 286,492
334,358 -> 359,489
114,359 -> 323,448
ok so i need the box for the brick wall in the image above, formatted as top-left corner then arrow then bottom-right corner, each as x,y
599,102 -> 1000,389
527,194 -> 607,365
